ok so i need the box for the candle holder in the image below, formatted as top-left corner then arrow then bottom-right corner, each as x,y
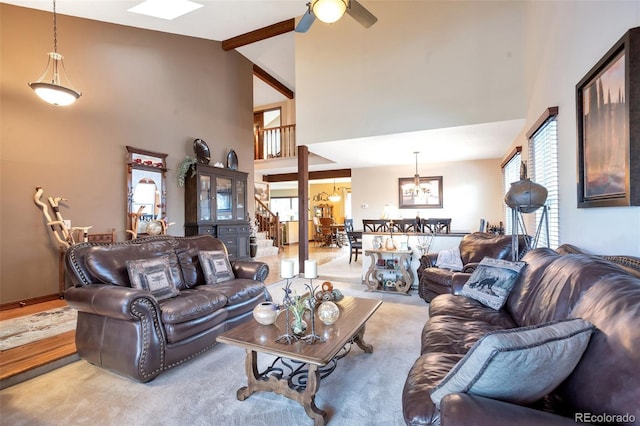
275,278 -> 298,344
300,278 -> 326,345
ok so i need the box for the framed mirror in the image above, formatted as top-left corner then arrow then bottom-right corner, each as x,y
126,146 -> 168,238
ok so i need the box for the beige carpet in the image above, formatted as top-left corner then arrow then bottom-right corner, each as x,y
0,283 -> 429,426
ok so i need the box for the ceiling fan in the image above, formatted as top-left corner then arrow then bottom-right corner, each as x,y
295,0 -> 378,33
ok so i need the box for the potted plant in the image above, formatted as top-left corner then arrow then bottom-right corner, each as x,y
177,156 -> 197,187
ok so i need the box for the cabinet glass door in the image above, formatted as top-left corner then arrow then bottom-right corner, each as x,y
199,174 -> 212,221
216,177 -> 233,221
236,179 -> 246,220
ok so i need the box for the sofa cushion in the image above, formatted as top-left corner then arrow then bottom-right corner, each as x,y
421,315 -> 509,356
174,235 -> 229,288
460,257 -> 525,310
199,250 -> 235,284
85,240 -> 183,289
429,318 -> 595,408
421,268 -> 455,287
200,278 -> 266,306
459,233 -> 521,265
126,256 -> 180,301
159,288 -> 228,324
429,294 -> 517,329
506,248 -> 631,327
549,273 -> 640,420
435,247 -> 463,271
402,352 -> 465,426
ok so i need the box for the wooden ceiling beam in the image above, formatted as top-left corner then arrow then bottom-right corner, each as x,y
264,169 -> 352,183
221,18 -> 295,51
253,65 -> 294,99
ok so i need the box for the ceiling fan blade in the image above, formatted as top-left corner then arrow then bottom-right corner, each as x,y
347,0 -> 377,28
295,8 -> 316,33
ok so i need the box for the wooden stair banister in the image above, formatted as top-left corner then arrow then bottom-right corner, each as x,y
255,196 -> 282,250
254,124 -> 296,160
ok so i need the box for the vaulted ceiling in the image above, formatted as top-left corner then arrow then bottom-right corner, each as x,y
3,1 -> 528,176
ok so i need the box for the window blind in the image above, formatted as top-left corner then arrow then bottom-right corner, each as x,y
503,152 -> 521,234
529,117 -> 559,248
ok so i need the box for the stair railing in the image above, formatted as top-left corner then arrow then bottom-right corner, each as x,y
254,124 -> 296,160
255,196 -> 282,250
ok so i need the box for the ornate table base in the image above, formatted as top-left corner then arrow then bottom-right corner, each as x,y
236,327 -> 373,426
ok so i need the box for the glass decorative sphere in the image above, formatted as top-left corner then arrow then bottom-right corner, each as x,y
146,220 -> 163,236
318,301 -> 340,325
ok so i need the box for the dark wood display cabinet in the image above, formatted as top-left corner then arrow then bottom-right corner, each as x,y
184,164 -> 250,260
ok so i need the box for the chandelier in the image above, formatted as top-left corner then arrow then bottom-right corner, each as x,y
413,152 -> 423,195
28,0 -> 82,106
328,179 -> 341,202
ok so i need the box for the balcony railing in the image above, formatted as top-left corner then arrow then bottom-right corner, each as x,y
254,124 -> 296,160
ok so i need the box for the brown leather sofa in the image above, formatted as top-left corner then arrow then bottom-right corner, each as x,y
403,247 -> 640,425
417,232 -> 530,303
65,235 -> 270,382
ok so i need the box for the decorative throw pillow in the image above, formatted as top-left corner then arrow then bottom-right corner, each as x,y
199,250 -> 235,284
126,255 -> 180,301
435,246 -> 464,271
459,257 -> 525,310
430,318 -> 595,407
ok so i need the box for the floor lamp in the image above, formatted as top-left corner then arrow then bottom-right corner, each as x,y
509,205 -> 550,261
505,162 -> 548,261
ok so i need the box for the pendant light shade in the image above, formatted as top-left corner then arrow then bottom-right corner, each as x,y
312,0 -> 347,24
28,0 -> 82,106
328,179 -> 341,202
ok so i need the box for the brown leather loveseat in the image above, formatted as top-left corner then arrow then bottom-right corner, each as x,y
65,235 -> 270,382
417,232 -> 530,303
403,247 -> 640,425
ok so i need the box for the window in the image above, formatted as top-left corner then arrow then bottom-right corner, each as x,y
270,197 -> 298,221
527,107 -> 559,248
502,147 -> 522,234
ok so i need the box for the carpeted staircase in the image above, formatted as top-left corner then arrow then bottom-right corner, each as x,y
253,231 -> 279,258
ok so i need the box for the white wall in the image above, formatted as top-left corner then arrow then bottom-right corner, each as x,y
351,159 -> 503,233
295,1 -> 526,145
515,1 -> 640,254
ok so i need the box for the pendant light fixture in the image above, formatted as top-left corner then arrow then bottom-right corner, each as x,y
312,0 -> 347,24
413,152 -> 422,195
28,0 -> 82,106
328,179 -> 341,202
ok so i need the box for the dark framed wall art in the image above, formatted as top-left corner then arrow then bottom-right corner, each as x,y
398,176 -> 443,209
576,26 -> 640,207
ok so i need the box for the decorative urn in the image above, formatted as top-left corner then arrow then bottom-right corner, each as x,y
252,302 -> 279,325
504,162 -> 548,213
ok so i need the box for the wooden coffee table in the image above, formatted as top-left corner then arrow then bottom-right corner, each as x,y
217,296 -> 382,425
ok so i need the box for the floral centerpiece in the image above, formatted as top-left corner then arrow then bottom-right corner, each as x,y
286,289 -> 309,335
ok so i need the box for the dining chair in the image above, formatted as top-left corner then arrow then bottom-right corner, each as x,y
347,231 -> 363,264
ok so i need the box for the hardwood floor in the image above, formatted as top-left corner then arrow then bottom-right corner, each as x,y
0,243 -> 348,386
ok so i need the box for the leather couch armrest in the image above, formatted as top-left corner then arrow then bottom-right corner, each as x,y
65,284 -> 160,321
440,394 -> 583,426
451,273 -> 472,294
418,254 -> 438,272
231,260 -> 269,282
462,262 -> 480,273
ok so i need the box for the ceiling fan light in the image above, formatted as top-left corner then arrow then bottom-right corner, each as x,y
312,0 -> 347,24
